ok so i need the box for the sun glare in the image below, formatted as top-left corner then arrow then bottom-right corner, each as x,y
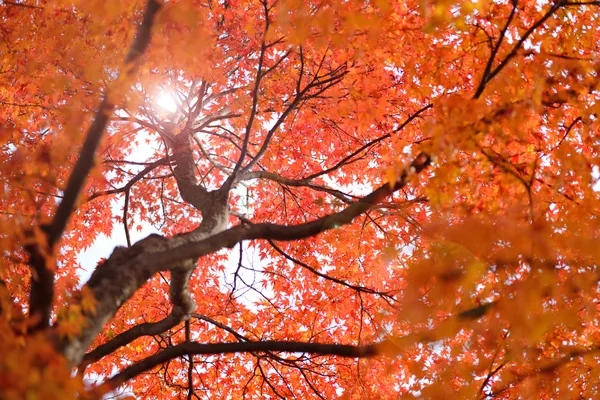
155,91 -> 178,113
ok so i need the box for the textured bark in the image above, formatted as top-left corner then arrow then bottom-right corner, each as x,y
58,209 -> 229,366
57,153 -> 430,366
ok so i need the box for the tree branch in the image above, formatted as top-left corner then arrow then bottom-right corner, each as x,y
59,153 -> 429,366
47,0 -> 161,245
238,170 -> 358,203
105,340 -> 380,388
79,310 -> 184,372
474,0 -> 518,99
88,157 -> 169,201
474,0 -> 564,98
227,1 -> 270,186
26,0 -> 161,331
237,64 -> 349,179
302,104 -> 432,181
167,153 -> 430,258
97,298 -> 491,391
268,239 -> 395,299
563,1 -> 600,5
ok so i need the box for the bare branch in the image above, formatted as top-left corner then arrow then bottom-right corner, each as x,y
192,313 -> 248,342
237,70 -> 349,178
166,153 -> 430,260
123,190 -> 132,248
95,298 -> 491,388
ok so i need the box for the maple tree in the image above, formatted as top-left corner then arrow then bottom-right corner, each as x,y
1,0 -> 600,398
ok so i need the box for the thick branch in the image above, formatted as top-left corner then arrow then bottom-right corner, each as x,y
563,1 -> 600,5
26,0 -> 161,330
169,260 -> 198,316
106,340 -> 380,388
92,298 -> 492,390
60,153 -> 429,366
171,133 -> 210,210
167,153 -> 430,258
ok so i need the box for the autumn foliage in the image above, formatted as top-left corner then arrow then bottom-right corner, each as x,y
1,0 -> 600,398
